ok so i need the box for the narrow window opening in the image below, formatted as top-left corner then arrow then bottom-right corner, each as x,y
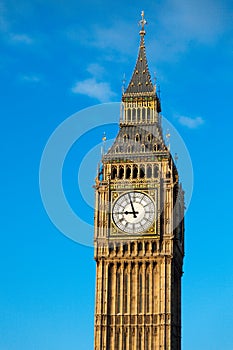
123,332 -> 127,350
119,166 -> 124,179
123,134 -> 128,143
116,270 -> 121,313
147,134 -> 152,142
140,165 -> 145,178
152,242 -> 156,252
133,165 -> 138,179
138,332 -> 142,350
147,109 -> 151,121
123,272 -> 128,313
126,166 -> 131,179
153,165 -> 159,178
146,271 -> 150,313
145,330 -> 149,350
108,264 -> 113,314
138,242 -> 142,251
147,166 -> 152,178
142,108 -> 146,121
127,109 -> 131,121
132,108 -> 136,121
112,166 -> 117,179
138,270 -> 143,313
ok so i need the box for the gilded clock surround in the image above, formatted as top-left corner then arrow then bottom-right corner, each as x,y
93,12 -> 184,350
112,191 -> 156,235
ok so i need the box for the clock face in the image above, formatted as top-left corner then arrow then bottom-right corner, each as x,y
112,191 -> 155,234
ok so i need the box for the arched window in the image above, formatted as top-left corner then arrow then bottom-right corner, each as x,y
142,107 -> 146,122
153,144 -> 157,152
132,108 -> 136,121
141,144 -> 145,152
115,146 -> 119,153
127,145 -> 131,153
152,241 -> 156,253
119,166 -> 124,179
126,165 -> 131,179
111,166 -> 117,179
147,165 -> 152,178
131,242 -> 135,253
127,109 -> 131,122
133,165 -> 138,179
153,165 -> 159,178
145,242 -> 149,252
138,242 -> 143,252
123,134 -> 128,143
135,134 -> 140,142
147,109 -> 151,121
147,133 -> 152,142
140,165 -> 145,178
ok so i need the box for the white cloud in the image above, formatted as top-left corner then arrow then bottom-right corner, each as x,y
86,63 -> 105,79
20,74 -> 42,83
10,33 -> 33,44
178,115 -> 204,128
67,20 -> 137,60
71,78 -> 116,103
90,21 -> 136,55
162,0 -> 230,41
146,0 -> 232,62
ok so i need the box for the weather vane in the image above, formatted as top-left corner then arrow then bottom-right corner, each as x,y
139,10 -> 147,34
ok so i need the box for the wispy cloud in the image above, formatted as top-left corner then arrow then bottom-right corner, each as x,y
71,78 -> 116,103
86,63 -> 105,79
20,74 -> 42,83
10,33 -> 33,44
66,20 -> 137,59
178,115 -> 204,129
148,0 -> 232,61
0,2 -> 34,45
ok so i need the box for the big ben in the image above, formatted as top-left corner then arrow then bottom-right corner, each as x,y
94,11 -> 185,350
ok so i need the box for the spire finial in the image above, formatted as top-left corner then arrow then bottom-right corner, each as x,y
139,10 -> 147,36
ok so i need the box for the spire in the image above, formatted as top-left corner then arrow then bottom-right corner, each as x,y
124,11 -> 155,96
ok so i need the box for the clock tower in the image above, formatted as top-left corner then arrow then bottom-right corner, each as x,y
93,12 -> 185,350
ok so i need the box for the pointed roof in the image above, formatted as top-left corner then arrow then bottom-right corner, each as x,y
124,12 -> 155,96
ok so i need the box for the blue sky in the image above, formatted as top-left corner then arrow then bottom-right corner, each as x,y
0,0 -> 233,349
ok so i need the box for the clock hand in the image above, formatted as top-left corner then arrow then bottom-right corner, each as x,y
114,211 -> 139,215
128,194 -> 137,218
124,211 -> 139,215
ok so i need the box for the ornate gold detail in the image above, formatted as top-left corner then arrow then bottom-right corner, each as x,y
113,192 -> 119,199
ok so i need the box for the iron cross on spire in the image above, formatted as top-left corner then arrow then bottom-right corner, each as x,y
139,10 -> 147,34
